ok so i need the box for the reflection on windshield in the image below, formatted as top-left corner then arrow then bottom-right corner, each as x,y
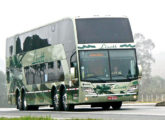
80,51 -> 110,81
79,50 -> 138,82
110,50 -> 137,80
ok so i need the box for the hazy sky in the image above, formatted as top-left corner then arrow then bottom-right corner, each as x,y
0,0 -> 165,72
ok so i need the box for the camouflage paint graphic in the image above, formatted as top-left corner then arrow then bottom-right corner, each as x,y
78,45 -> 96,49
6,17 -> 139,107
120,44 -> 135,48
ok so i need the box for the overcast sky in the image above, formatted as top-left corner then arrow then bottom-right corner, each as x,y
0,0 -> 165,72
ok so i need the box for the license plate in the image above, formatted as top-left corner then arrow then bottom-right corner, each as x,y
107,96 -> 118,100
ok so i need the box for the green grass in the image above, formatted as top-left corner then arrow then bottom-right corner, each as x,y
0,116 -> 52,120
0,116 -> 99,120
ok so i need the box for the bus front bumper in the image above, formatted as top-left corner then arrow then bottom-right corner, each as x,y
82,93 -> 138,103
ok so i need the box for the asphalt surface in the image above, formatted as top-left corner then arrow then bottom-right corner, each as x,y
0,103 -> 165,120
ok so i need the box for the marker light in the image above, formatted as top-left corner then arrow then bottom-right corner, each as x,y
133,95 -> 137,99
85,97 -> 88,101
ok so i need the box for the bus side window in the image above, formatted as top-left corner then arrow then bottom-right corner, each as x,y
34,65 -> 41,84
57,61 -> 64,81
70,52 -> 77,67
25,66 -> 33,84
24,67 -> 28,84
6,71 -> 10,83
40,63 -> 46,83
57,60 -> 61,69
9,46 -> 13,56
48,62 -> 54,69
70,52 -> 78,78
48,62 -> 54,82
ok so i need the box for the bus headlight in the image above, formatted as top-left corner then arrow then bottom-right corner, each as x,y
133,95 -> 137,99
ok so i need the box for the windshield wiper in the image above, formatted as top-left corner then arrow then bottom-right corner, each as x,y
112,74 -> 126,78
86,76 -> 100,80
127,76 -> 137,80
83,79 -> 108,83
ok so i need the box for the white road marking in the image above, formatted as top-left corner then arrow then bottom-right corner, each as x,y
0,108 -> 17,111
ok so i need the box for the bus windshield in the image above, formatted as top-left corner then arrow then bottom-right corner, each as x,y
79,50 -> 138,82
76,18 -> 133,44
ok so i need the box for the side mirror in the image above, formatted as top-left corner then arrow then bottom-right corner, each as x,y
71,62 -> 77,67
138,65 -> 142,78
71,67 -> 76,79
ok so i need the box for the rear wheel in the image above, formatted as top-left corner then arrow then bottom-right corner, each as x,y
111,102 -> 122,110
52,90 -> 59,111
16,92 -> 21,110
60,89 -> 74,111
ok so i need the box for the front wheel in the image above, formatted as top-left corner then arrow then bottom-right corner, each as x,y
21,91 -> 39,110
102,104 -> 110,110
111,102 -> 122,110
16,92 -> 21,110
21,91 -> 28,110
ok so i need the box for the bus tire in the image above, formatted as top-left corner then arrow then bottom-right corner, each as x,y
102,104 -> 110,110
68,104 -> 74,111
111,102 -> 122,110
16,91 -> 21,110
21,90 -> 28,110
27,105 -> 39,110
60,89 -> 74,111
52,89 -> 59,111
60,89 -> 67,111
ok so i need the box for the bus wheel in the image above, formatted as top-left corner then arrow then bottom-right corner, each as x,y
27,105 -> 39,110
16,92 -> 21,110
111,102 -> 122,110
102,104 -> 110,110
52,91 -> 59,111
68,104 -> 74,111
21,91 -> 27,110
60,89 -> 68,111
60,89 -> 74,111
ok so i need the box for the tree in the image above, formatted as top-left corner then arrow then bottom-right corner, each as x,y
134,33 -> 155,94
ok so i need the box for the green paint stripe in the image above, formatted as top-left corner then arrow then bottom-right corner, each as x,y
120,44 -> 135,48
78,45 -> 96,49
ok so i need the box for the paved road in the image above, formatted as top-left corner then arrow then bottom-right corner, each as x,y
0,103 -> 165,120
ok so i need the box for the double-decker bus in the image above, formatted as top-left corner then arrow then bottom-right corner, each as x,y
6,17 -> 142,111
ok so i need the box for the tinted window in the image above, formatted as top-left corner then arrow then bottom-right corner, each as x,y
79,49 -> 138,82
47,61 -> 64,82
109,50 -> 138,80
15,34 -> 51,54
33,65 -> 41,84
79,50 -> 110,82
6,71 -> 10,83
23,34 -> 50,52
25,66 -> 34,84
6,38 -> 15,57
25,61 -> 64,84
16,37 -> 22,54
76,18 -> 133,44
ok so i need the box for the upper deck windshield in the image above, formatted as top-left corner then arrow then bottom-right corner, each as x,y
79,50 -> 138,82
76,18 -> 133,44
